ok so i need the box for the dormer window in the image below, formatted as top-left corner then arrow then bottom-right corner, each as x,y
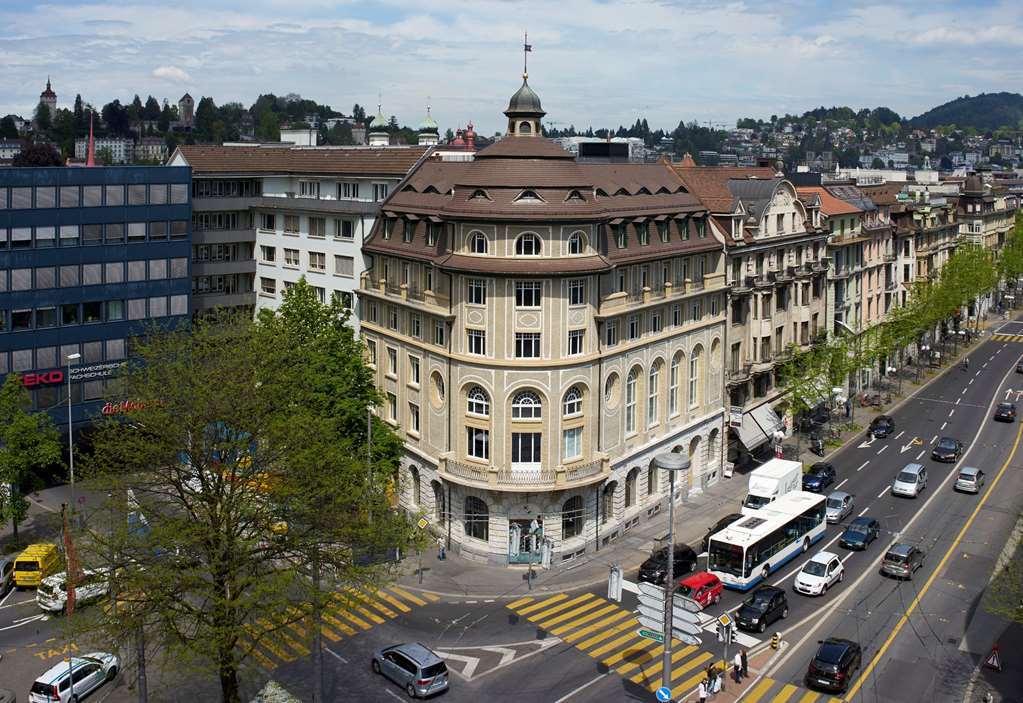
566,190 -> 585,202
732,217 -> 742,239
638,187 -> 652,195
515,233 -> 541,256
637,221 -> 649,246
427,222 -> 440,247
614,224 -> 628,249
696,218 -> 707,239
470,231 -> 488,254
595,188 -> 608,198
470,188 -> 490,201
614,188 -> 628,196
567,232 -> 585,255
657,220 -> 668,242
516,189 -> 544,203
383,219 -> 392,240
402,220 -> 414,243
424,185 -> 440,194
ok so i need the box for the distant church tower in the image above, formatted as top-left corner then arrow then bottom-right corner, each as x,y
39,77 -> 57,114
178,93 -> 195,127
368,103 -> 390,147
418,103 -> 439,146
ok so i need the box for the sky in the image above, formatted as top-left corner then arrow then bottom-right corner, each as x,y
3,0 -> 1022,136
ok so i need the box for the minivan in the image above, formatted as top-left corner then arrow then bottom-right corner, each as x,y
677,571 -> 724,609
13,544 -> 60,589
881,543 -> 925,580
954,467 -> 985,494
28,652 -> 119,703
372,643 -> 449,698
891,464 -> 927,498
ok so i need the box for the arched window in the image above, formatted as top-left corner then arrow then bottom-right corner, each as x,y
469,231 -> 488,254
688,436 -> 702,477
464,496 -> 489,541
708,428 -> 720,469
515,233 -> 541,256
669,352 -> 682,416
562,496 -> 584,539
519,121 -> 532,135
601,482 -> 616,524
563,386 -> 582,417
567,232 -> 585,254
512,391 -> 542,420
689,346 -> 702,407
432,480 -> 445,524
467,386 -> 489,416
625,368 -> 639,434
647,466 -> 657,496
625,467 -> 639,508
470,189 -> 490,201
647,363 -> 660,427
409,466 -> 420,506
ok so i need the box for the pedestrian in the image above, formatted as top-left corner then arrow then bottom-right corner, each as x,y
436,536 -> 446,561
844,397 -> 852,418
733,651 -> 742,683
712,670 -> 722,696
697,679 -> 708,703
741,648 -> 748,679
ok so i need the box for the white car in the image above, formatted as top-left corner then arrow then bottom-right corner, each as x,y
37,569 -> 109,613
28,652 -> 119,703
793,551 -> 844,596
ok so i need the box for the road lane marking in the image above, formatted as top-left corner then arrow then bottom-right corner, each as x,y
553,673 -> 609,703
949,409 -> 955,417
975,370 -> 981,376
876,445 -> 888,455
941,422 -> 947,431
836,478 -> 848,489
857,461 -> 869,471
557,607 -> 630,641
970,379 -> 974,385
894,431 -> 905,440
844,403 -> 1023,699
877,488 -> 888,498
916,450 -> 926,460
325,647 -> 348,664
858,507 -> 869,516
983,363 -> 988,368
956,397 -> 962,404
931,435 -> 938,443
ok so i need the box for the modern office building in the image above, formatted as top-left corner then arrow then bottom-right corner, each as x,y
0,165 -> 192,429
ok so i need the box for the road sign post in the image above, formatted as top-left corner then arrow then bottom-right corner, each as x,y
652,452 -> 690,694
716,613 -> 734,691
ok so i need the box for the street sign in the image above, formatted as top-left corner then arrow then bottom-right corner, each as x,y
638,589 -> 665,610
671,618 -> 703,638
717,612 -> 733,628
637,581 -> 664,599
656,686 -> 673,702
671,605 -> 701,627
416,516 -> 429,530
716,622 -> 733,645
638,603 -> 664,624
673,594 -> 702,616
638,614 -> 663,633
637,628 -> 665,643
671,629 -> 702,646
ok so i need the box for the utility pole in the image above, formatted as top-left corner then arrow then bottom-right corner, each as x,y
653,452 -> 690,693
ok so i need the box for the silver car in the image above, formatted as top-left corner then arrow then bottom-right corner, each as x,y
892,464 -> 927,498
954,466 -> 985,494
0,555 -> 15,596
825,491 -> 853,524
372,643 -> 449,698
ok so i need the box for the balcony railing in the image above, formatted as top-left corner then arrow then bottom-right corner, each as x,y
445,460 -> 489,483
564,459 -> 604,482
440,455 -> 610,491
498,468 -> 557,486
727,363 -> 753,385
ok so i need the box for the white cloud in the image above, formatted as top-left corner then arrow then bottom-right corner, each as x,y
152,65 -> 192,83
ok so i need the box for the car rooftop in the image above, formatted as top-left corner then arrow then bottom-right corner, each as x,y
887,543 -> 914,556
959,466 -> 981,475
827,490 -> 851,500
808,551 -> 839,563
387,643 -> 440,665
849,516 -> 874,526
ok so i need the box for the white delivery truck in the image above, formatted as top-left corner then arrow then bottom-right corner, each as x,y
742,458 -> 803,511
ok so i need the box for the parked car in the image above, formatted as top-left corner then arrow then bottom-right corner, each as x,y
931,437 -> 963,463
638,544 -> 698,586
825,491 -> 854,524
735,586 -> 789,633
880,543 -> 925,580
702,513 -> 743,553
37,569 -> 109,613
954,466 -> 986,494
868,415 -> 895,438
839,517 -> 881,550
28,653 -> 119,703
805,638 -> 861,693
371,643 -> 449,699
13,543 -> 60,589
802,463 -> 836,493
793,551 -> 845,596
891,463 -> 928,498
677,571 -> 724,609
0,554 -> 16,596
994,402 -> 1017,422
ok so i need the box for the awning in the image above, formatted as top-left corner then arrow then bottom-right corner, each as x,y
383,210 -> 398,218
735,412 -> 769,451
405,213 -> 420,221
752,404 -> 785,438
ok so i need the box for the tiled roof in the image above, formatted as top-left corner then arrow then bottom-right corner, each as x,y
172,144 -> 431,177
475,136 -> 573,160
795,186 -> 862,216
668,165 -> 778,213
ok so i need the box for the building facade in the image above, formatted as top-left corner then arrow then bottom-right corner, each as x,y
75,137 -> 133,165
169,144 -> 430,323
0,165 -> 192,428
360,77 -> 728,565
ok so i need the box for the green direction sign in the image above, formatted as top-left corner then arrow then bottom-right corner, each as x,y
637,628 -> 665,643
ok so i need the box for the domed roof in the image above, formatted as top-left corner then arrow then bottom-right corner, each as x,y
369,107 -> 388,130
419,107 -> 438,133
505,76 -> 545,117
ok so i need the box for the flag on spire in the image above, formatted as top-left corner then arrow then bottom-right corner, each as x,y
86,113 -> 95,167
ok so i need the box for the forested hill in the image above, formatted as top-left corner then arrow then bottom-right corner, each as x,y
911,92 -> 1023,131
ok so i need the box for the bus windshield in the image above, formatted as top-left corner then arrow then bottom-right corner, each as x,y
708,541 -> 744,577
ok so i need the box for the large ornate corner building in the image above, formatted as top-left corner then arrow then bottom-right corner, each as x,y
359,76 -> 728,564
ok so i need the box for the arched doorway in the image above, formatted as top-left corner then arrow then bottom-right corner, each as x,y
601,481 -> 617,525
688,436 -> 701,490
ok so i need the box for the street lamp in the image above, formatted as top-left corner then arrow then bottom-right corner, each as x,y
652,452 -> 690,693
66,353 -> 80,520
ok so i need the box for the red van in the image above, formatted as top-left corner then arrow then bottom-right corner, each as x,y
678,571 -> 723,609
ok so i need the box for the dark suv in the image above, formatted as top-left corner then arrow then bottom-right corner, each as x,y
869,415 -> 895,438
735,586 -> 789,633
805,638 -> 862,692
638,544 -> 698,586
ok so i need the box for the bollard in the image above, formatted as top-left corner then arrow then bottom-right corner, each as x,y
771,632 -> 780,650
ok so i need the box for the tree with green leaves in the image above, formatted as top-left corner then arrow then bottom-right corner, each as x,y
12,142 -> 62,167
34,102 -> 52,132
0,115 -> 18,139
0,374 -> 63,542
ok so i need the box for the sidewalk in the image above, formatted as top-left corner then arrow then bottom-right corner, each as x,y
966,621 -> 1023,703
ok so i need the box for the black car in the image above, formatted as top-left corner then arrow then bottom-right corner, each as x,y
802,463 -> 836,493
868,415 -> 895,438
701,513 -> 744,553
805,638 -> 862,692
994,402 -> 1017,422
839,516 -> 880,550
1017,361 -> 1023,374
735,586 -> 789,633
638,544 -> 698,586
931,437 -> 963,462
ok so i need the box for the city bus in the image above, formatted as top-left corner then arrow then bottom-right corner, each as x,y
707,490 -> 827,591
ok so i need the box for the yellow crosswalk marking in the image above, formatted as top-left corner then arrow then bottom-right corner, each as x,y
669,654 -> 718,698
669,651 -> 714,684
239,636 -> 279,670
630,644 -> 697,685
602,637 -> 660,671
535,596 -> 605,629
573,614 -> 637,649
317,623 -> 341,643
347,588 -> 397,619
744,677 -> 780,703
772,683 -> 800,703
334,593 -> 386,625
389,587 -> 427,607
508,596 -> 534,609
243,624 -> 296,663
423,591 -> 440,602
589,628 -> 644,659
796,689 -> 820,703
527,593 -> 595,622
327,600 -> 372,630
550,603 -> 621,636
322,610 -> 356,636
375,589 -> 413,613
257,618 -> 311,657
514,593 -> 568,616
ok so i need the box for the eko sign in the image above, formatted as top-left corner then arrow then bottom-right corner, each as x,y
20,361 -> 125,388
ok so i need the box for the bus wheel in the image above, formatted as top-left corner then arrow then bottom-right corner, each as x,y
802,537 -> 810,553
762,565 -> 771,581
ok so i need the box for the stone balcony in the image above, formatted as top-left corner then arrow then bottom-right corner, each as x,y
439,455 -> 609,492
357,274 -> 453,317
597,272 -> 725,316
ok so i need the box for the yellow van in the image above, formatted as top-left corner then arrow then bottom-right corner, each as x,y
13,543 -> 60,589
